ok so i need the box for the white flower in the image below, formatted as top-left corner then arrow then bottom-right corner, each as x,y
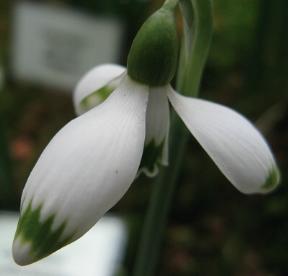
13,64 -> 280,266
75,64 -> 280,194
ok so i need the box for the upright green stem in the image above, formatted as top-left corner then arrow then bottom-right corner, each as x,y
163,0 -> 179,9
179,0 -> 213,96
133,1 -> 213,276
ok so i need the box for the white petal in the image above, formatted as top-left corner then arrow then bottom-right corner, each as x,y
138,86 -> 170,177
168,88 -> 280,194
12,238 -> 33,266
73,64 -> 126,115
13,75 -> 148,265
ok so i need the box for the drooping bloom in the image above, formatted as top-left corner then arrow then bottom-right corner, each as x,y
73,64 -> 280,195
13,4 -> 280,266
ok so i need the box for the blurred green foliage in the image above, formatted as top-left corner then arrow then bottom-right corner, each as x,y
0,0 -> 287,275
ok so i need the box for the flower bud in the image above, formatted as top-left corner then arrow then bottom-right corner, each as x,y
127,7 -> 178,86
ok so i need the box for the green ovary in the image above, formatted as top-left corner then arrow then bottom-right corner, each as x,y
127,7 -> 178,86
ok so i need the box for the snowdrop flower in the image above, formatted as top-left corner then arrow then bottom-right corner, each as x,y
74,63 -> 280,195
13,4 -> 279,266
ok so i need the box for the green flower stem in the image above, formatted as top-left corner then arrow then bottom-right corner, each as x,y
163,0 -> 179,9
133,1 -> 213,276
179,0 -> 213,96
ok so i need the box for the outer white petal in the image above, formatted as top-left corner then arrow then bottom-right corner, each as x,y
73,64 -> 125,115
138,86 -> 170,177
13,75 -> 148,265
168,87 -> 280,194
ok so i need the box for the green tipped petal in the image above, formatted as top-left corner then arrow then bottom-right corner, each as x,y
139,140 -> 167,177
168,88 -> 280,194
138,87 -> 170,177
13,76 -> 149,265
73,64 -> 125,115
79,85 -> 114,112
261,167 -> 281,193
13,202 -> 74,266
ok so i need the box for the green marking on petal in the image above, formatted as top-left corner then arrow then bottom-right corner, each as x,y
80,85 -> 115,112
261,167 -> 281,193
139,140 -> 166,177
15,202 -> 74,262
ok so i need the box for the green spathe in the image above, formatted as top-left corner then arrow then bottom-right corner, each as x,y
15,202 -> 74,264
127,7 -> 178,86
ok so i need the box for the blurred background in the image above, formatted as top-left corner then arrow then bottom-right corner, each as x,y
0,0 -> 287,275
